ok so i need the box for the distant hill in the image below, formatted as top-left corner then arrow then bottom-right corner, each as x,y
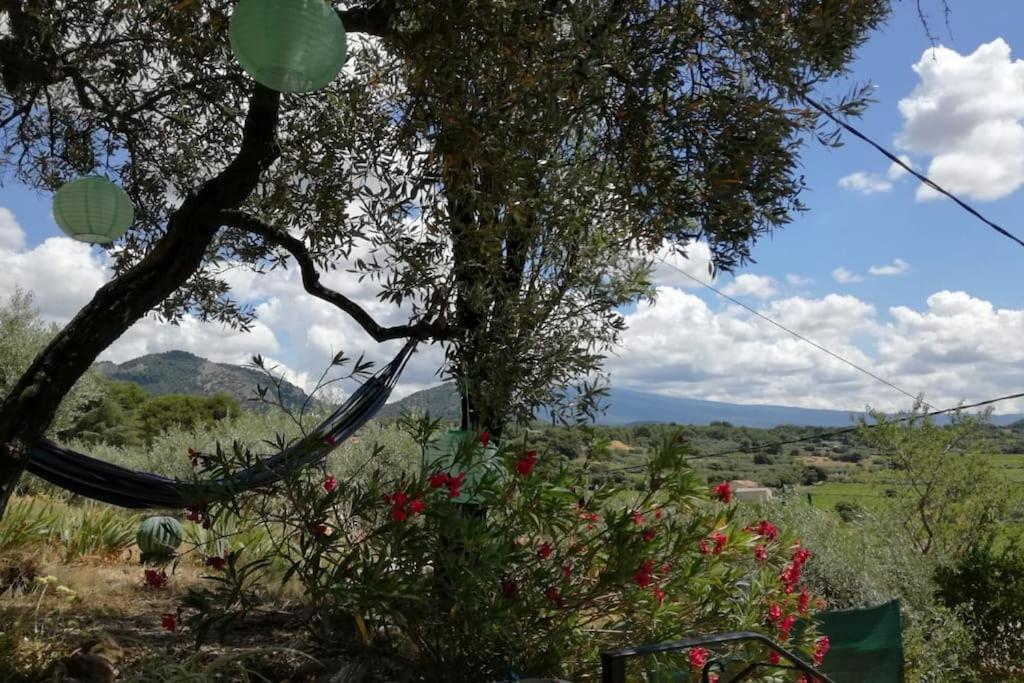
382,383 -> 1024,428
377,383 -> 462,421
94,351 -> 309,411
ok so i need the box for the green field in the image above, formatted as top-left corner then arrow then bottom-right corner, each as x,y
798,453 -> 1024,512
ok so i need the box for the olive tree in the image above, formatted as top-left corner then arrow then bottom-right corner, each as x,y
0,0 -> 889,517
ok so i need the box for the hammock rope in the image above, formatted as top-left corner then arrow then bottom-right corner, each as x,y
24,341 -> 417,509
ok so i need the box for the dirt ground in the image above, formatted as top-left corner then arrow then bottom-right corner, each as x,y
0,555 -> 366,681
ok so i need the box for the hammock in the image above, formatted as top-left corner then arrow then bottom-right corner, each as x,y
24,341 -> 416,509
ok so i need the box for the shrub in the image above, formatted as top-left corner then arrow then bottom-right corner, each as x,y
768,497 -> 976,682
833,501 -> 865,523
935,542 -> 1024,675
176,424 -> 830,680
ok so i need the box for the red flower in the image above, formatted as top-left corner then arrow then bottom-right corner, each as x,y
428,471 -> 449,489
500,578 -> 519,599
642,528 -> 656,543
313,523 -> 332,537
386,489 -> 421,522
187,447 -> 199,468
144,570 -> 168,589
632,510 -> 646,526
688,646 -> 709,670
446,472 -> 466,499
780,562 -> 802,592
767,602 -> 783,623
792,547 -> 813,566
778,614 -> 797,640
323,475 -> 338,493
653,508 -> 664,520
544,585 -> 565,608
817,597 -> 827,610
205,556 -> 227,571
515,450 -> 538,475
185,506 -> 201,523
652,586 -> 666,605
767,651 -> 781,665
160,613 -> 177,631
479,431 -> 491,447
710,530 -> 728,554
712,480 -> 732,504
754,544 -> 768,563
813,635 -> 831,666
798,586 -> 811,613
325,434 -> 337,446
633,560 -> 655,587
708,676 -> 719,683
699,538 -> 711,555
746,519 -> 780,541
537,541 -> 553,560
660,562 -> 671,575
561,564 -> 572,578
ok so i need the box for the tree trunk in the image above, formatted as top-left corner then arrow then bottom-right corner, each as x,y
0,87 -> 280,519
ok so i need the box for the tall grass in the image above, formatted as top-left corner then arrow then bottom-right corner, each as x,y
0,497 -> 58,555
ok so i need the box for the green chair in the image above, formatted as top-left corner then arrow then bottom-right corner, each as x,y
816,600 -> 904,682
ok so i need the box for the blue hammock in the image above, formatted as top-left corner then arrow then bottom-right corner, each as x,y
24,341 -> 416,509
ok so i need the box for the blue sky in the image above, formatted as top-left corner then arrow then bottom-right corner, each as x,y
3,2 -> 1024,413
753,2 -> 1024,312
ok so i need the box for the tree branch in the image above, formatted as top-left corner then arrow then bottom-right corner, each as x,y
220,210 -> 448,343
338,0 -> 396,37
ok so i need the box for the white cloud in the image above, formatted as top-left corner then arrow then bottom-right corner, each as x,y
838,171 -> 893,194
648,241 -> 715,288
832,267 -> 864,284
868,258 -> 911,277
898,39 -> 1024,202
721,273 -> 777,300
786,273 -> 814,287
0,207 -> 26,251
0,237 -> 109,321
0,205 -> 442,400
609,287 -> 1024,413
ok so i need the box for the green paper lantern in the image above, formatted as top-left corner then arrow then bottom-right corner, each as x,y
137,516 -> 184,563
52,176 -> 134,244
229,0 -> 348,93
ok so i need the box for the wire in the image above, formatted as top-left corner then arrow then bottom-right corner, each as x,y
597,389 -> 1024,475
656,254 -> 929,408
804,96 -> 1024,251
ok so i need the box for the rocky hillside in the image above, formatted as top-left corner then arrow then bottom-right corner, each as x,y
94,351 -> 309,411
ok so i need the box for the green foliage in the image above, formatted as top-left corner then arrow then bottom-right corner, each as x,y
935,541 -> 1024,674
56,504 -> 138,562
859,407 -> 1016,557
0,290 -> 105,436
0,497 -> 58,555
768,498 -> 977,682
136,393 -> 241,444
179,423 -> 829,680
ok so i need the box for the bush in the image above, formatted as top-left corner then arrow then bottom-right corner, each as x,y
935,542 -> 1024,675
768,497 -> 977,682
833,501 -> 865,523
176,424 -> 830,680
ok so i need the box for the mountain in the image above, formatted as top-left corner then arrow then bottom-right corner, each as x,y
94,351 -> 309,410
381,383 -> 1024,428
377,383 -> 462,420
